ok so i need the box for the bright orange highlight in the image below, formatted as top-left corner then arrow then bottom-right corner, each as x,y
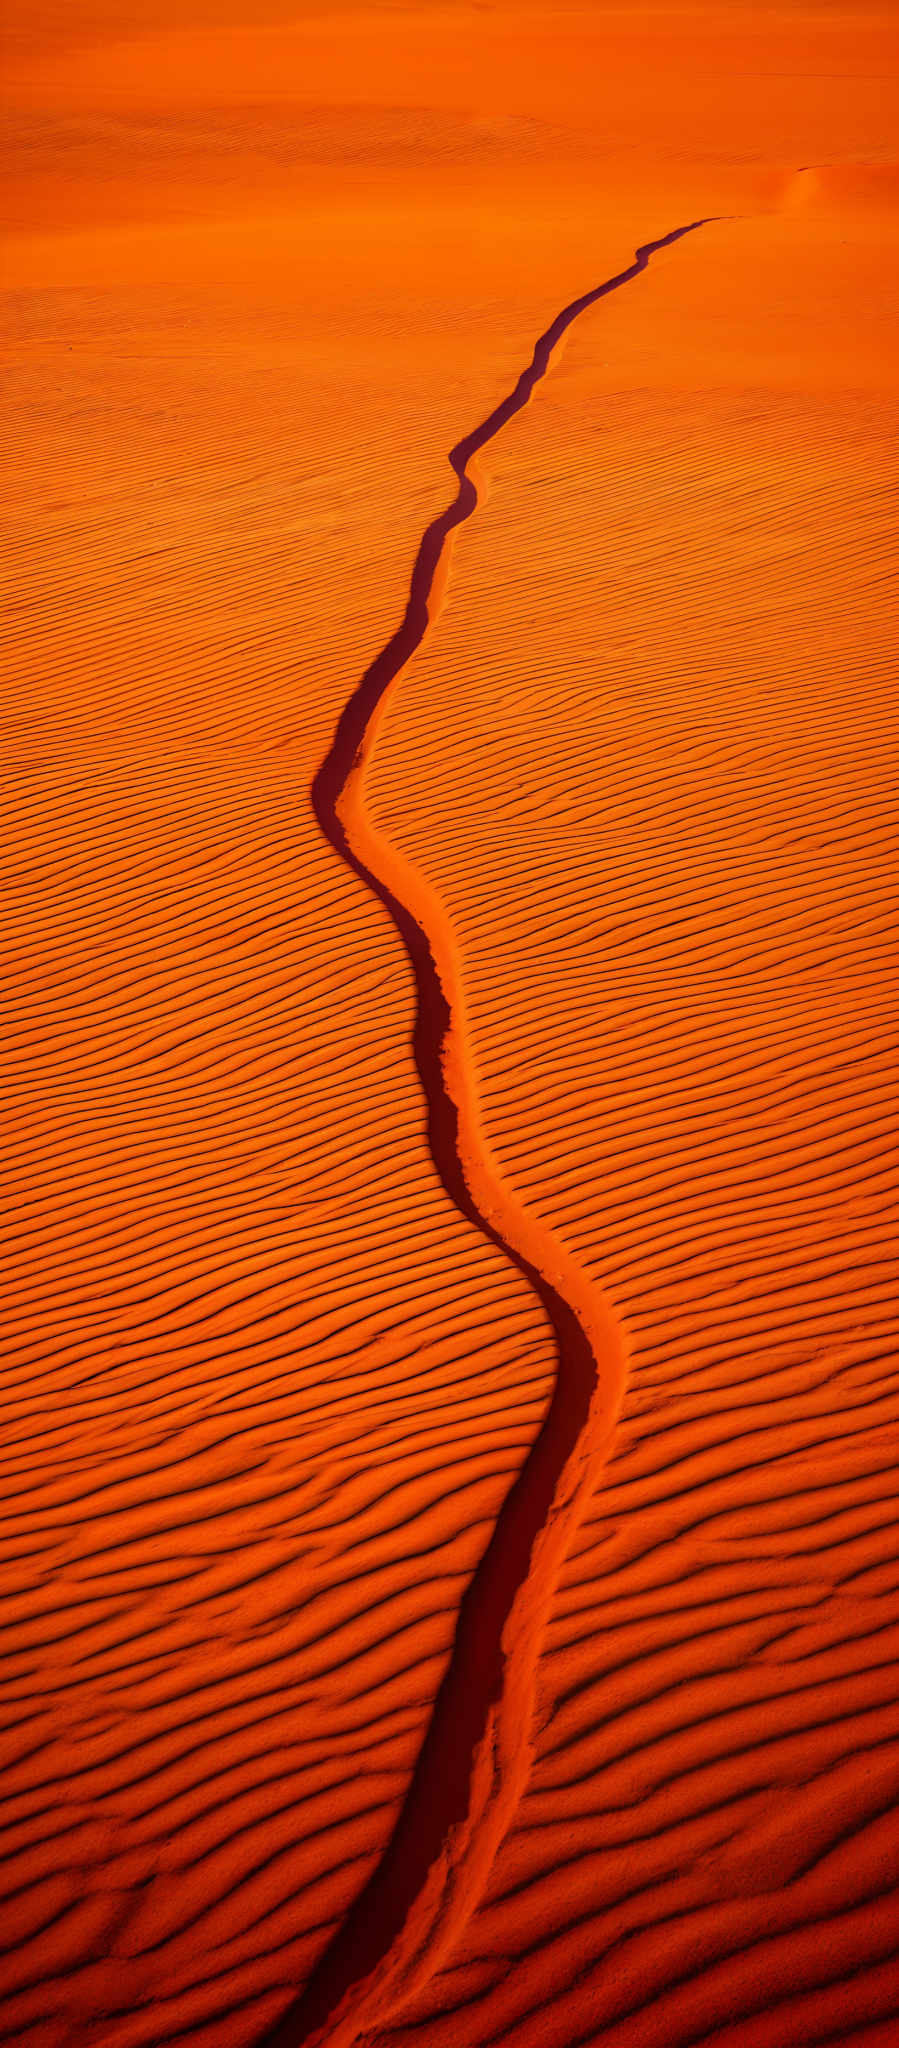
2,7 -> 898,2048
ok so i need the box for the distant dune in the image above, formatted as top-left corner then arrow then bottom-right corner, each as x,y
2,7 -> 898,2048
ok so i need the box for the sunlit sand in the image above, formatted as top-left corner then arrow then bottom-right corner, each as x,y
2,6 -> 898,2046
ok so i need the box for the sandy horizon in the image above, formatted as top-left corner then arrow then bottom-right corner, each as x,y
2,6 -> 898,2046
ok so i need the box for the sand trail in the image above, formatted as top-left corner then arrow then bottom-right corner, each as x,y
259,225 -> 724,2048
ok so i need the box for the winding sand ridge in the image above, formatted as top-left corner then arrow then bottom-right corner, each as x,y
366,178 -> 899,2046
2,5 -> 899,2048
255,232 -> 723,2048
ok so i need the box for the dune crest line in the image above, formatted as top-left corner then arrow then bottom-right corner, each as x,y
259,221 -> 715,2048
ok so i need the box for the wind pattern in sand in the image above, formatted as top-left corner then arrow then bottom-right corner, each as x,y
3,66 -> 899,2045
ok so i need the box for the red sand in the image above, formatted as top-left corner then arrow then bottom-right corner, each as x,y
2,7 -> 898,2047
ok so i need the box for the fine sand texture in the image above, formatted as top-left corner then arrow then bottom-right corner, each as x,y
2,7 -> 898,2048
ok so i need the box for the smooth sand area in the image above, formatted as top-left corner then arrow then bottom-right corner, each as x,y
2,7 -> 898,2046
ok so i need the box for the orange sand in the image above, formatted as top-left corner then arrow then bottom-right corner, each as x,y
2,7 -> 898,2047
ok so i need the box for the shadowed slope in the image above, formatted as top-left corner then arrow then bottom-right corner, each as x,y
259,221 -> 715,2048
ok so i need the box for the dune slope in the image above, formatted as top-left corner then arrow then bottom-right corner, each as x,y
367,177 -> 899,2048
2,7 -> 898,2048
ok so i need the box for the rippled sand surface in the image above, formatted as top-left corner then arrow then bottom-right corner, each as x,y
2,8 -> 898,2046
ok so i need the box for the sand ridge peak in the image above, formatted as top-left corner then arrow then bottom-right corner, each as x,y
258,217 -> 720,2048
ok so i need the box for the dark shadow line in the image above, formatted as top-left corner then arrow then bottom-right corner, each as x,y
257,218 -> 717,2048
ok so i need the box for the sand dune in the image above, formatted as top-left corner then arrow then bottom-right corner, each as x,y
2,5 -> 898,2047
